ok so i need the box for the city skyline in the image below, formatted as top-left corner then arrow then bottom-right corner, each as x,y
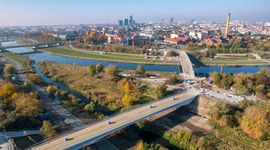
0,0 -> 270,26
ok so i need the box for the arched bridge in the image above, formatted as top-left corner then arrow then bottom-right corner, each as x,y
179,50 -> 195,80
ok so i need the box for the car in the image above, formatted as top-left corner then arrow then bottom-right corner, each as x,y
172,97 -> 177,100
148,105 -> 154,109
107,121 -> 112,125
64,137 -> 72,141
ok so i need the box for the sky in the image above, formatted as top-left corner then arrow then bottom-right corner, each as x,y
0,0 -> 269,26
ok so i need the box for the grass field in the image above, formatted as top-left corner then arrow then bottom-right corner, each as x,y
201,57 -> 269,66
42,47 -> 163,64
39,61 -> 156,112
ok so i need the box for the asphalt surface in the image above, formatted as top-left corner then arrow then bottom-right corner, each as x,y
31,89 -> 199,150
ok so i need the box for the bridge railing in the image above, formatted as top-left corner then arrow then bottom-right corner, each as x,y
29,89 -> 192,148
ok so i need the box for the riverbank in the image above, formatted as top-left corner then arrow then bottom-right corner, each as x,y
40,47 -> 270,67
39,47 -> 179,65
201,57 -> 269,66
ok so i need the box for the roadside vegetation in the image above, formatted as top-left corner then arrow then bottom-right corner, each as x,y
0,66 -> 44,130
38,61 -> 161,113
207,101 -> 270,149
211,68 -> 270,100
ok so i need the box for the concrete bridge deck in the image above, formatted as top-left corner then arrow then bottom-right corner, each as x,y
179,51 -> 195,80
30,89 -> 199,150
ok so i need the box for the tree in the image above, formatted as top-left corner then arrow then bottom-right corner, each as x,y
88,65 -> 96,76
166,51 -> 179,57
46,85 -> 58,95
40,121 -> 57,138
15,94 -> 42,118
95,64 -> 104,73
240,103 -> 270,139
136,140 -> 149,150
84,102 -> 95,113
211,72 -> 222,85
155,84 -> 167,99
135,65 -> 145,76
27,74 -> 44,84
0,83 -> 16,99
118,78 -> 133,93
122,94 -> 134,107
4,64 -> 15,75
165,74 -> 178,85
208,102 -> 236,127
104,65 -> 120,81
220,73 -> 234,89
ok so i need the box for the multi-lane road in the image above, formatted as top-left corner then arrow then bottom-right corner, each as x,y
31,89 -> 200,150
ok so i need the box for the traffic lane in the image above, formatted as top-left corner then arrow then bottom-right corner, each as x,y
33,90 -> 199,150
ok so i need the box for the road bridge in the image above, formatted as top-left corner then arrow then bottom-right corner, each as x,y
30,89 -> 200,150
1,42 -> 62,50
179,50 -> 195,80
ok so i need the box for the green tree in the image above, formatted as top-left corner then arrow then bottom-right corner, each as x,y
40,121 -> 57,138
155,84 -> 167,99
84,102 -> 95,113
135,65 -> 145,76
165,74 -> 178,85
88,65 -> 96,76
4,64 -> 15,75
220,73 -> 234,89
95,64 -> 104,73
166,51 -> 179,57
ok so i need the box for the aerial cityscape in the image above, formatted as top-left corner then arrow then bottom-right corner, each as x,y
0,0 -> 270,150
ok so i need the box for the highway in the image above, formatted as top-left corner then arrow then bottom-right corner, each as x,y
179,51 -> 195,80
31,89 -> 199,150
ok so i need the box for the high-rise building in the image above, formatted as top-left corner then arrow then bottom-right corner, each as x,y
124,18 -> 129,26
118,20 -> 123,26
129,15 -> 133,25
225,12 -> 231,38
169,17 -> 174,25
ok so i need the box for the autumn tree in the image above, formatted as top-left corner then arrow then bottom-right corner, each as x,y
118,78 -> 132,93
27,74 -> 44,84
40,121 -> 57,138
240,103 -> 270,139
122,94 -> 134,107
46,85 -> 58,95
88,65 -> 96,76
211,71 -> 222,85
208,102 -> 237,127
0,83 -> 16,99
136,140 -> 149,150
15,94 -> 42,118
104,65 -> 120,81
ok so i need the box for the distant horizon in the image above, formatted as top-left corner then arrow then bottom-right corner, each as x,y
1,19 -> 270,28
0,0 -> 269,26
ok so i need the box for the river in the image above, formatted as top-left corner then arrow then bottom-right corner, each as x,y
3,41 -> 270,74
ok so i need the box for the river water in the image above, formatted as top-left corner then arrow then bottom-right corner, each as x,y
2,41 -> 270,74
